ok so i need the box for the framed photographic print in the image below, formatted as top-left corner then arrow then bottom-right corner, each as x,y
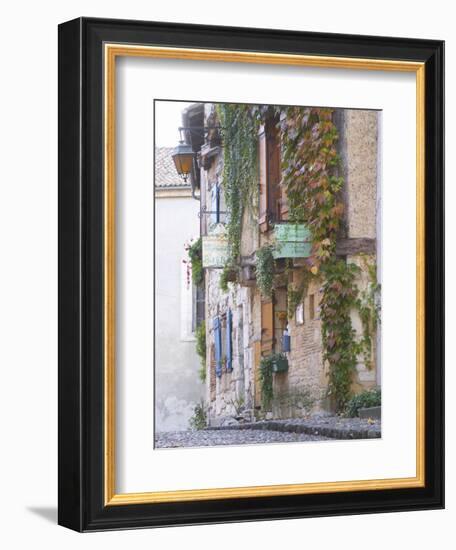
58,17 -> 444,531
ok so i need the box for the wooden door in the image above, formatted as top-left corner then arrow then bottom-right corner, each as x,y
261,300 -> 275,355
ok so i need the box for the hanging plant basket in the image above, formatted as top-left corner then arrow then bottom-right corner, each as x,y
272,354 -> 289,374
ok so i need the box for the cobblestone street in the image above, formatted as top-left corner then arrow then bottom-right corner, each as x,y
155,429 -> 329,448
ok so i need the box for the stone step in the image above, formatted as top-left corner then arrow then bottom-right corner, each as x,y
206,418 -> 381,440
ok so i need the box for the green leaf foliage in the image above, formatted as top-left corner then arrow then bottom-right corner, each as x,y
255,244 -> 276,299
216,104 -> 259,272
195,321 -> 206,382
189,401 -> 207,430
345,388 -> 381,418
320,259 -> 361,411
188,237 -> 203,287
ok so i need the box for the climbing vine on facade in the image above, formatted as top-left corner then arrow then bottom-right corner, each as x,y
355,256 -> 381,369
319,259 -> 361,411
278,107 -> 378,412
187,237 -> 204,287
280,107 -> 344,268
213,105 -> 380,412
259,354 -> 275,410
255,244 -> 276,299
219,264 -> 238,292
216,104 -> 259,265
195,321 -> 207,383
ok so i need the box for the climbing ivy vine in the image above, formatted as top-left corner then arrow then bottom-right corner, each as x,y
216,104 -> 259,266
259,354 -> 275,410
212,104 -> 380,412
278,107 -> 379,412
219,264 -> 237,293
187,237 -> 203,286
195,321 -> 207,383
280,107 -> 344,267
319,259 -> 361,410
255,244 -> 276,299
355,256 -> 381,370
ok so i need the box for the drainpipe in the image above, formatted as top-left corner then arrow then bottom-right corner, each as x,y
191,153 -> 200,201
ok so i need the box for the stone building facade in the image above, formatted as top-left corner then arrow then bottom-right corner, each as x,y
181,103 -> 380,426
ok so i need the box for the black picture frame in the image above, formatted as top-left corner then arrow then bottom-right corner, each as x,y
58,17 -> 444,532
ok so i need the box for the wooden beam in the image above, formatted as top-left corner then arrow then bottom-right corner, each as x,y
335,238 -> 376,256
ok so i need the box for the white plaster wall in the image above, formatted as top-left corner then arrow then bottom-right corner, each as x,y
155,194 -> 205,431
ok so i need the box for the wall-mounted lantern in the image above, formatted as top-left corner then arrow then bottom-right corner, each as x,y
172,140 -> 195,183
172,125 -> 222,183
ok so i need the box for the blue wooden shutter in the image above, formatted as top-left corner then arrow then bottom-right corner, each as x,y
213,317 -> 222,377
281,330 -> 291,352
226,309 -> 233,372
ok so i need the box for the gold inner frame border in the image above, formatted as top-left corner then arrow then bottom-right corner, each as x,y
103,43 -> 425,506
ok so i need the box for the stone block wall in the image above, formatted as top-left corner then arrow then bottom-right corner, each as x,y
274,278 -> 326,417
340,109 -> 378,240
205,269 -> 258,425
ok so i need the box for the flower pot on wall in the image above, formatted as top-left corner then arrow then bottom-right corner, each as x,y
272,355 -> 289,373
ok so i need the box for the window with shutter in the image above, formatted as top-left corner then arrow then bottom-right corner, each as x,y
267,123 -> 282,223
213,317 -> 222,378
258,125 -> 268,233
258,121 -> 284,230
279,174 -> 289,221
226,309 -> 233,372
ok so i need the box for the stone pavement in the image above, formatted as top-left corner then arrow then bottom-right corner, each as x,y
209,416 -> 381,440
155,428 -> 329,449
155,416 -> 381,449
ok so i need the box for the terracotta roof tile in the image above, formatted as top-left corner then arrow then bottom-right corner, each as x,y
155,146 -> 190,188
